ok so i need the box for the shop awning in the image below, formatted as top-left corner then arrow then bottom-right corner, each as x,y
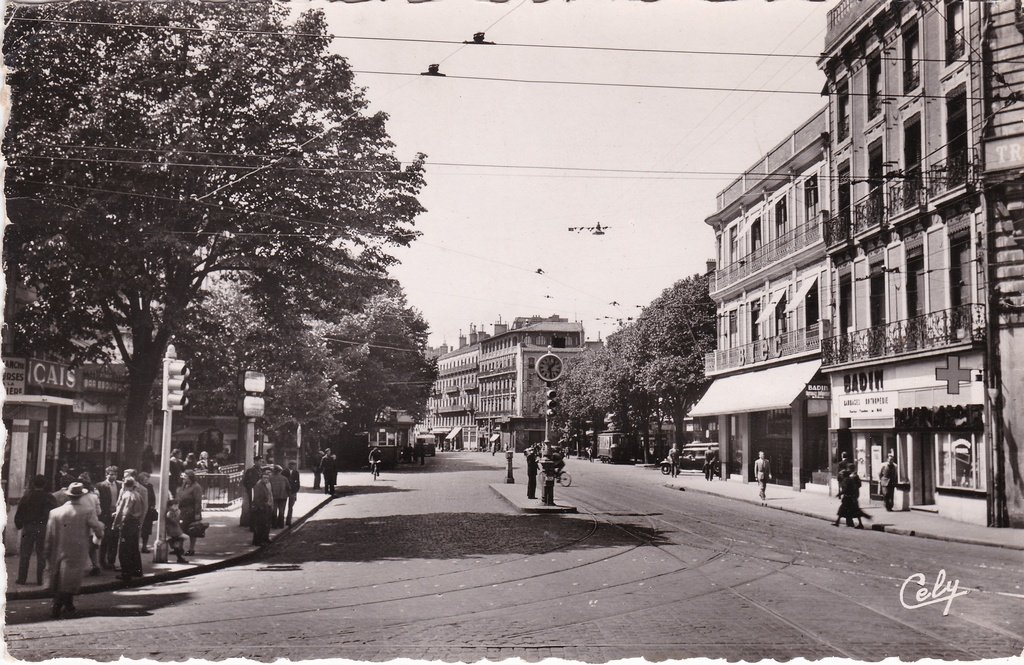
3,394 -> 75,406
784,275 -> 819,313
445,426 -> 463,441
689,360 -> 821,417
755,285 -> 790,324
489,434 -> 501,443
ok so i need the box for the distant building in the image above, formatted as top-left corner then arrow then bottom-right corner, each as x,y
425,327 -> 484,451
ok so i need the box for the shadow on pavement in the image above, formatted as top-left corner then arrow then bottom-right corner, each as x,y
335,484 -> 416,497
5,591 -> 195,626
266,512 -> 671,563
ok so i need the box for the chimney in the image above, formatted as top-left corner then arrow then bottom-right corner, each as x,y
458,330 -> 467,349
706,259 -> 717,274
469,330 -> 478,345
493,322 -> 508,335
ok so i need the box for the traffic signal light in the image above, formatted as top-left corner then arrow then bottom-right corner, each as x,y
545,388 -> 558,416
162,357 -> 190,411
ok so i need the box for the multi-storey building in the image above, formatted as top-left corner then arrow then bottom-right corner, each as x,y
478,316 -> 587,453
425,328 -> 483,450
981,0 -> 1024,527
692,109 -> 833,492
819,0 -> 991,524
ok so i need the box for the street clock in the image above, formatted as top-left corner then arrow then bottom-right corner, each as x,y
536,353 -> 564,382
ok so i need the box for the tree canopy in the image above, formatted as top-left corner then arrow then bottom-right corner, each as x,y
3,0 -> 427,462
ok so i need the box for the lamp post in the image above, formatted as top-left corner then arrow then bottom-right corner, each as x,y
238,370 -> 265,528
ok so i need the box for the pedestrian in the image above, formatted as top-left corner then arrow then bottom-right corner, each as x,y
123,468 -> 149,531
112,476 -> 144,581
45,482 -> 105,619
14,474 -> 57,586
251,466 -> 274,546
753,451 -> 772,506
312,449 -> 324,490
177,470 -> 204,556
137,471 -> 158,553
242,457 -> 264,515
525,445 -> 539,500
415,439 -> 425,465
197,451 -> 213,472
168,449 -> 185,498
838,451 -> 855,476
56,462 -> 75,491
705,447 -> 719,481
139,444 -> 155,474
95,466 -> 121,569
283,460 -> 301,526
368,447 -> 382,481
163,499 -> 190,564
879,453 -> 898,512
834,469 -> 872,528
668,444 -> 680,478
321,450 -> 338,495
184,452 -> 197,471
269,465 -> 290,529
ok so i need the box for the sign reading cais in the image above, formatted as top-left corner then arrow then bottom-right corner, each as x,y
27,359 -> 77,391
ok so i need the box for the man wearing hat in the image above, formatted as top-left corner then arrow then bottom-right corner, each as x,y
44,482 -> 105,619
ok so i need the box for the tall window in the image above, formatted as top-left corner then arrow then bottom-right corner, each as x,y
946,89 -> 969,185
907,249 -> 926,317
837,80 -> 850,141
949,235 -> 972,308
728,310 -> 738,348
946,0 -> 965,63
838,162 -> 852,225
869,264 -> 887,326
750,300 -> 761,342
839,273 -> 853,333
867,55 -> 883,119
774,199 -> 788,238
775,293 -> 789,336
867,141 -> 885,227
750,218 -> 763,253
805,282 -> 820,328
729,226 -> 738,264
903,22 -> 921,93
804,175 -> 820,221
904,116 -> 922,182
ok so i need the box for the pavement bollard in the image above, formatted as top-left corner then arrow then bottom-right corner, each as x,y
505,450 -> 515,484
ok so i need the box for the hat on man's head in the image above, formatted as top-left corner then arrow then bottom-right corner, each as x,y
66,482 -> 89,498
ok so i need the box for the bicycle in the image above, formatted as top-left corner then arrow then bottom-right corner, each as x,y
370,460 -> 380,480
555,469 -> 572,487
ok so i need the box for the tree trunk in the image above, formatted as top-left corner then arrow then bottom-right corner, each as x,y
123,341 -> 165,470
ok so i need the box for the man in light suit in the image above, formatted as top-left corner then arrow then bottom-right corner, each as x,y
753,451 -> 772,506
95,466 -> 121,569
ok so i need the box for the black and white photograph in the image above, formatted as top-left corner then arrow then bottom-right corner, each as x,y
2,0 -> 1024,661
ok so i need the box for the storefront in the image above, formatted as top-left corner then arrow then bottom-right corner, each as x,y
690,359 -> 830,491
827,351 -> 988,524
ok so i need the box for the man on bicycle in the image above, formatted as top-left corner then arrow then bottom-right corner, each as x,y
368,447 -> 383,480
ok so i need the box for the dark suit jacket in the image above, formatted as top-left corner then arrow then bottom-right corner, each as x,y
283,468 -> 301,495
96,480 -> 122,517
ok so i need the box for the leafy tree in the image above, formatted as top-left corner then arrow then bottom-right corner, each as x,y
3,0 -> 426,465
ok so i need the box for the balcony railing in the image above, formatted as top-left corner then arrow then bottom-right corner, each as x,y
904,62 -> 921,93
827,0 -> 857,30
712,217 -> 822,292
887,174 -> 925,217
437,403 -> 472,415
821,304 -> 985,367
825,211 -> 851,248
927,150 -> 973,198
705,325 -> 821,374
946,33 -> 965,63
853,190 -> 885,235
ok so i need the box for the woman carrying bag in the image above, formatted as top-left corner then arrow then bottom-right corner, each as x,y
177,470 -> 207,555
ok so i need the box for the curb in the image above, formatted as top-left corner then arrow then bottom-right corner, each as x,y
489,484 -> 578,514
663,481 -> 1024,552
6,494 -> 337,601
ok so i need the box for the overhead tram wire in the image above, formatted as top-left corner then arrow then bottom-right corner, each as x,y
12,16 -> 1021,66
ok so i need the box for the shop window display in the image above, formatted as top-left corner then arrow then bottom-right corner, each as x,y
937,432 -> 985,490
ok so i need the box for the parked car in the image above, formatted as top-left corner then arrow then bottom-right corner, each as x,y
679,443 -> 718,470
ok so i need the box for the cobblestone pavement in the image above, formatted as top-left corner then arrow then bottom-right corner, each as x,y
6,453 -> 1024,662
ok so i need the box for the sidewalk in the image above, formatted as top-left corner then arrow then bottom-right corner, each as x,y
658,468 -> 1024,551
490,483 -> 578,513
5,472 -> 332,601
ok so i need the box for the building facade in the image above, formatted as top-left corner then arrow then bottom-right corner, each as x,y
426,332 -> 482,451
819,0 -> 991,523
692,108 -> 833,492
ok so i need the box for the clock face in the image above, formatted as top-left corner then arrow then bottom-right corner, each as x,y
536,354 -> 563,382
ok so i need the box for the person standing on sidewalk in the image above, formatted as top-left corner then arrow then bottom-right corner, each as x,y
112,476 -> 144,580
137,471 -> 158,553
168,449 -> 185,498
177,470 -> 204,556
321,451 -> 338,495
95,467 -> 121,569
312,449 -> 325,490
668,444 -> 680,478
878,453 -> 898,512
525,445 -> 539,499
14,474 -> 56,586
75,473 -> 103,577
269,465 -> 290,529
251,467 -> 274,546
283,461 -> 301,527
44,482 -> 104,619
753,451 -> 772,506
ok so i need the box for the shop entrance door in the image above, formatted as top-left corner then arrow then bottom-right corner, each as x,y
914,433 -> 936,505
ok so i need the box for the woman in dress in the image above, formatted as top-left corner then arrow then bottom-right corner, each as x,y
177,470 -> 204,555
834,469 -> 871,528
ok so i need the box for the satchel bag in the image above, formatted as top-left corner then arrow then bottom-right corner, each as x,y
185,521 -> 209,538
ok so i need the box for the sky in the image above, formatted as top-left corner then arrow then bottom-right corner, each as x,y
306,0 -> 835,347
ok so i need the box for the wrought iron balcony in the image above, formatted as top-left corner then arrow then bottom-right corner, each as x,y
705,325 -> 821,375
887,175 -> 925,217
927,150 -> 973,198
437,402 -> 472,415
712,218 -> 822,293
946,33 -> 965,63
824,211 -> 851,248
853,190 -> 885,236
904,62 -> 921,93
821,304 -> 985,367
